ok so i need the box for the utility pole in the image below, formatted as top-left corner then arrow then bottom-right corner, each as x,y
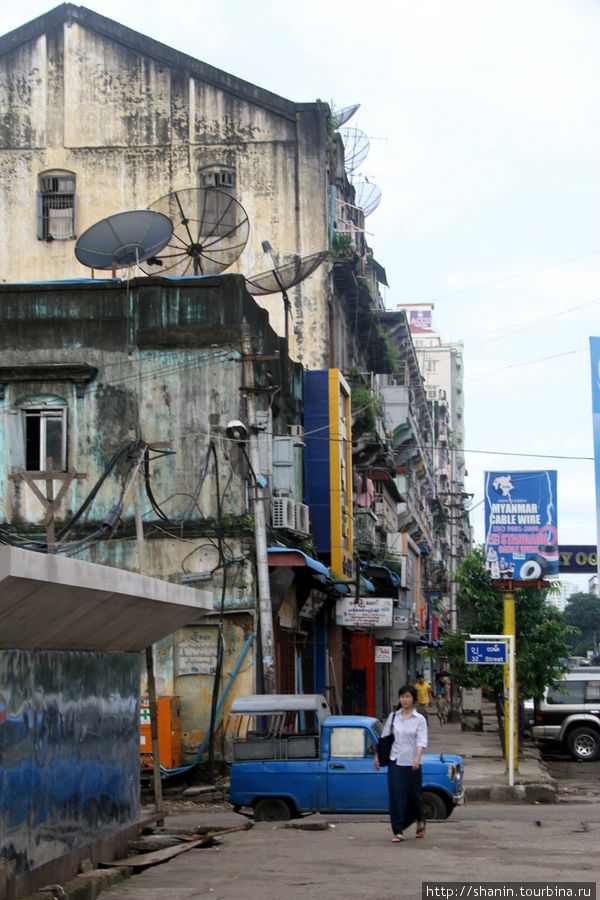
9,459 -> 86,551
104,437 -> 167,822
241,320 -> 277,694
128,438 -> 164,823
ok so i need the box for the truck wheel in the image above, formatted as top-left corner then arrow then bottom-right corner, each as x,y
566,727 -> 600,761
421,790 -> 448,821
253,798 -> 292,822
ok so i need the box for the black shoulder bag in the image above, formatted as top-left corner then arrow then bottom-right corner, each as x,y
377,710 -> 397,767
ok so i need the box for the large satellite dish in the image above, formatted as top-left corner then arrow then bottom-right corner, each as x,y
75,210 -> 173,271
332,103 -> 360,126
353,181 -> 382,217
142,187 -> 250,276
339,127 -> 370,174
245,247 -> 328,345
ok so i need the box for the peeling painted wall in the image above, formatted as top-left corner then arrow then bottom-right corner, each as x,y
0,275 -> 302,756
0,10 -> 332,368
0,649 -> 140,877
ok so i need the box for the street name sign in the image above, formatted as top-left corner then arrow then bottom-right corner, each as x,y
465,640 -> 508,665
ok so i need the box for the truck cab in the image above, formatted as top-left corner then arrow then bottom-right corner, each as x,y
227,694 -> 464,822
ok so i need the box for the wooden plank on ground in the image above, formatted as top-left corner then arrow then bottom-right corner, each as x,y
100,826 -> 250,869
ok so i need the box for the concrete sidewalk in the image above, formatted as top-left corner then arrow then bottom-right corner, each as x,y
426,698 -> 556,803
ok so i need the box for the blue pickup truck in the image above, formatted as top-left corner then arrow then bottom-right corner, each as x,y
227,694 -> 464,822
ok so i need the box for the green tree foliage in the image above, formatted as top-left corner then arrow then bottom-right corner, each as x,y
563,592 -> 600,657
438,546 -> 569,700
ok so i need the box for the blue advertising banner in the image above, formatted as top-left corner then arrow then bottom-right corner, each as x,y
484,470 -> 558,581
589,338 -> 600,576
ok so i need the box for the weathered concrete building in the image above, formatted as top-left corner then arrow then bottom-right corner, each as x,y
0,4 -> 467,758
0,3 -> 358,370
0,274 -> 318,760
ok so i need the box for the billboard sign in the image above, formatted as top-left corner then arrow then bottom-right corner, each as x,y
559,546 -> 597,574
409,308 -> 433,333
335,597 -> 394,628
589,337 -> 600,576
484,470 -> 558,581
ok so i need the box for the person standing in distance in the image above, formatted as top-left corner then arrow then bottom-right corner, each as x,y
374,684 -> 427,842
415,673 -> 432,720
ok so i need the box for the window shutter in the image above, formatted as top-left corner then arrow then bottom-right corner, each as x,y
273,437 -> 295,495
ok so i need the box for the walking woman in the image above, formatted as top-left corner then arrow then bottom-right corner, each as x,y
374,683 -> 427,842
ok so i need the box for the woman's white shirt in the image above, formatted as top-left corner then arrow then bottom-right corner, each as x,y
381,708 -> 427,766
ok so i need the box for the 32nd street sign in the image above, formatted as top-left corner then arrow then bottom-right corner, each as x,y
465,640 -> 508,665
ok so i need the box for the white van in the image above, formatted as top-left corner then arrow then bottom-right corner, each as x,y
531,668 -> 600,761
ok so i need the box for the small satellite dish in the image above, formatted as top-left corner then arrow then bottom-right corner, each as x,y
142,187 -> 250,276
332,104 -> 360,127
245,248 -> 328,345
75,210 -> 173,271
353,181 -> 382,217
339,127 -> 370,173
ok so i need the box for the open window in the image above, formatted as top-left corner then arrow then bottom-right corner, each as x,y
20,398 -> 67,471
37,171 -> 77,241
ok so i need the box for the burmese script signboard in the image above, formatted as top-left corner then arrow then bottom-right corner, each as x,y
336,597 -> 393,628
176,628 -> 218,675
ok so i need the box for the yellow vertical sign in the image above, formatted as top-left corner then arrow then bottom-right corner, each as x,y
328,370 -> 353,580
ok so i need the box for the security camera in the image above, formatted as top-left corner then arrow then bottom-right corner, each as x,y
226,420 -> 248,443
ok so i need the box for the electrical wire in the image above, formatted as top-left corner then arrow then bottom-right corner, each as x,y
425,250 -> 600,304
55,441 -> 136,540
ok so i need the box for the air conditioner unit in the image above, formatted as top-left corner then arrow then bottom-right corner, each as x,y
294,502 -> 310,535
272,497 -> 295,530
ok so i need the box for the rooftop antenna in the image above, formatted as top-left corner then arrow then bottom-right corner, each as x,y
339,127 -> 370,174
142,187 -> 250,276
245,244 -> 328,347
74,210 -> 173,276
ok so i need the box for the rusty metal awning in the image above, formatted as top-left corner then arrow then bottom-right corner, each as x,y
0,546 -> 212,652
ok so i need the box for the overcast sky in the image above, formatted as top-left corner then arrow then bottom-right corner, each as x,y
4,0 -> 600,591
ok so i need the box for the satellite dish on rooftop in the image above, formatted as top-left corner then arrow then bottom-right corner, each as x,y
74,210 -> 173,272
245,246 -> 328,346
353,181 -> 382,217
339,127 -> 370,173
142,187 -> 250,276
332,103 -> 360,126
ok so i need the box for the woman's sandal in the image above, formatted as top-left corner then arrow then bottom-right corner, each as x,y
416,822 -> 426,838
392,834 -> 404,842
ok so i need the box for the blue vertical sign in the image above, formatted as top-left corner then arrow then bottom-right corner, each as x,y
484,470 -> 558,581
589,338 -> 600,572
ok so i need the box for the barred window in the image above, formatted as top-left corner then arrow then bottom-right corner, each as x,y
37,171 -> 77,241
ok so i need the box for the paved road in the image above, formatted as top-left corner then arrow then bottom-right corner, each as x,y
101,802 -> 599,900
538,744 -> 600,801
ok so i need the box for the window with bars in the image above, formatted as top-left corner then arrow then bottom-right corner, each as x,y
37,171 -> 77,241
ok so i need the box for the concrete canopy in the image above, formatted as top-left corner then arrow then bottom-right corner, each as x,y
0,546 -> 213,651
